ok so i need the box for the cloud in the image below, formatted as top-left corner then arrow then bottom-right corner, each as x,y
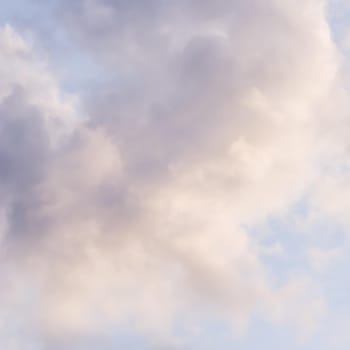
0,0 -> 344,348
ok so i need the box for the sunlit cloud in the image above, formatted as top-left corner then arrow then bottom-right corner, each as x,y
0,1 -> 349,349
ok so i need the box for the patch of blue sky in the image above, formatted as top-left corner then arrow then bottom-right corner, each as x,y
0,0 -> 57,32
172,300 -> 350,350
242,194 -> 350,349
167,314 -> 316,350
245,195 -> 346,288
0,0 -> 119,98
43,30 -> 115,96
327,0 -> 350,43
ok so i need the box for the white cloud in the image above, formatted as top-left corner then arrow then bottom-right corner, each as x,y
0,0 -> 344,347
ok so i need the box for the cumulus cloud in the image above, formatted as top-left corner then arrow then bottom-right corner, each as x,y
0,0 -> 344,348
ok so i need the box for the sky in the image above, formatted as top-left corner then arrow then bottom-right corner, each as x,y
1,0 -> 350,349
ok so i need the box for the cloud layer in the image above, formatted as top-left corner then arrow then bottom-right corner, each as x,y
0,0 -> 348,348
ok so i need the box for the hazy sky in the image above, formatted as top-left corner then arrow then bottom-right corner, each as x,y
1,1 -> 350,349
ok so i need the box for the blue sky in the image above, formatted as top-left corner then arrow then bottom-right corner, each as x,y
0,0 -> 350,349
